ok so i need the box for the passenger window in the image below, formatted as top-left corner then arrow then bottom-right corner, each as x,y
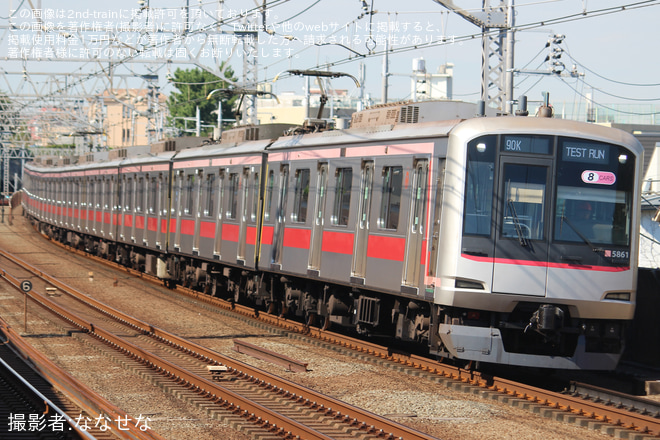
251,172 -> 260,222
378,166 -> 403,230
136,177 -> 144,213
183,174 -> 194,216
172,173 -> 182,216
148,176 -> 157,214
159,175 -> 169,216
227,173 -> 239,220
125,177 -> 133,211
331,168 -> 352,226
292,169 -> 310,223
264,170 -> 274,221
204,174 -> 215,218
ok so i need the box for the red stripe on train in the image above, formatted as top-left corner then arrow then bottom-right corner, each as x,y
200,221 -> 215,238
261,226 -> 274,245
147,217 -> 158,232
461,253 -> 629,272
283,227 -> 311,249
247,226 -> 257,245
222,223 -> 239,242
180,219 -> 195,235
322,230 -> 354,254
367,235 -> 405,262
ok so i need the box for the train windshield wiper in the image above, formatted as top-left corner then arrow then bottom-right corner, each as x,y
507,200 -> 529,247
559,214 -> 604,257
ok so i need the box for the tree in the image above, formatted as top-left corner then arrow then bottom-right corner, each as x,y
166,66 -> 237,136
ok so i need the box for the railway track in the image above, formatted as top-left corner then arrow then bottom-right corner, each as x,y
0,331 -> 95,440
0,316 -> 164,440
568,381 -> 660,419
0,248 -> 438,440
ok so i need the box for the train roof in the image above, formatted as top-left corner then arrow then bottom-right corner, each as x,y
451,116 -> 644,155
268,119 -> 461,150
173,138 -> 271,160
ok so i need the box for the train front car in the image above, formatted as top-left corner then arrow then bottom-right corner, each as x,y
435,117 -> 643,369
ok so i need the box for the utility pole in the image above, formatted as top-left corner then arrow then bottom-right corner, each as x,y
433,0 -> 513,113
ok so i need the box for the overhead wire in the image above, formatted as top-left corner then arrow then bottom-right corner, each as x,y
563,43 -> 660,87
558,76 -> 660,115
304,0 -> 660,74
5,0 -> 660,120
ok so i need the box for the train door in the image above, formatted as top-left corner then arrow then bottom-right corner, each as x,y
271,164 -> 289,269
133,176 -> 143,242
156,173 -> 167,250
492,157 -> 552,296
109,177 -> 117,239
145,175 -> 155,246
308,163 -> 328,273
99,177 -> 106,237
213,170 -> 225,258
93,178 -> 99,234
193,170 -> 203,255
173,171 -> 183,250
402,159 -> 429,290
352,161 -> 374,281
237,168 -> 249,262
427,159 -> 446,286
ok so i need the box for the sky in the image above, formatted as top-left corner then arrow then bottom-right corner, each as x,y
2,0 -> 660,121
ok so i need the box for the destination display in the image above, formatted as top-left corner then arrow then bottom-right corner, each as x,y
501,135 -> 551,154
561,141 -> 610,164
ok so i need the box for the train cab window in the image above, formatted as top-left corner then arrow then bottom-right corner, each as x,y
464,135 -> 496,236
554,138 -> 635,246
378,166 -> 403,230
264,170 -> 274,221
204,174 -> 215,218
331,167 -> 352,226
227,173 -> 239,220
501,164 -> 547,241
292,169 -> 310,223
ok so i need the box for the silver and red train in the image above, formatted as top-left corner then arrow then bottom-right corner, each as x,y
22,101 -> 644,369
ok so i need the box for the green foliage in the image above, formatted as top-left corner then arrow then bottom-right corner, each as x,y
166,66 -> 237,136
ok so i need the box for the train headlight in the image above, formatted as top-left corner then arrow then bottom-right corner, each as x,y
476,143 -> 487,153
618,154 -> 628,164
604,292 -> 631,301
455,278 -> 485,290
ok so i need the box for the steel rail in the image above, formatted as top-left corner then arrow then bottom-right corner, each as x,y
0,309 -> 164,440
233,339 -> 309,372
0,252 -> 438,440
569,381 -> 660,417
0,330 -> 97,440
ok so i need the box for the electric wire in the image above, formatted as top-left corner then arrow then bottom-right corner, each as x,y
4,0 -> 660,128
558,76 -> 660,115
